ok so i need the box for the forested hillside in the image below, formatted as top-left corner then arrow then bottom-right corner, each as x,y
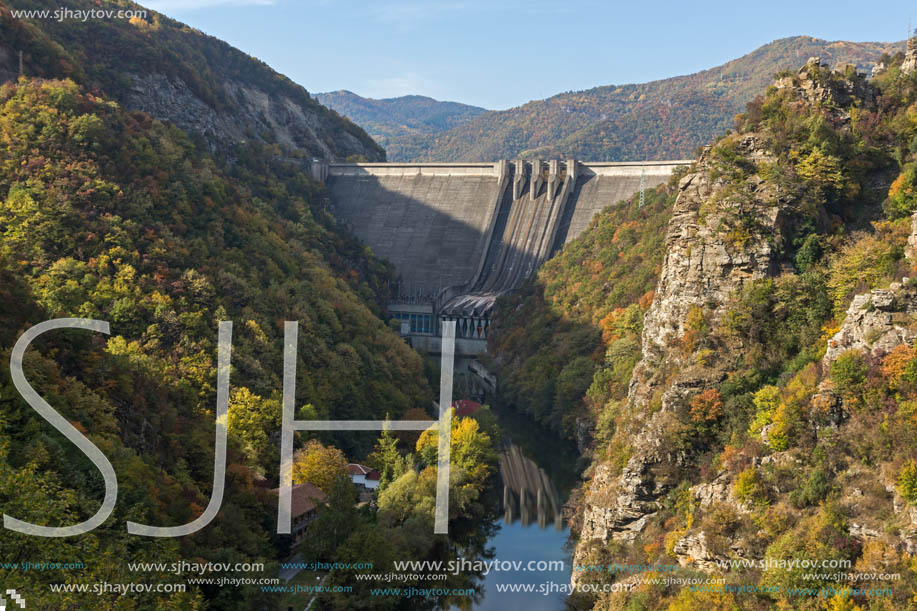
399,37 -> 903,162
315,90 -> 486,161
490,45 -> 917,609
0,75 -> 430,608
488,175 -> 682,439
0,0 -> 384,160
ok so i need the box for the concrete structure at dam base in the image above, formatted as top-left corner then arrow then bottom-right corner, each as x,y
317,158 -> 691,359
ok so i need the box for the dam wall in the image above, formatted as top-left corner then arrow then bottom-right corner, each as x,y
559,161 -> 686,245
322,158 -> 690,348
325,162 -> 508,303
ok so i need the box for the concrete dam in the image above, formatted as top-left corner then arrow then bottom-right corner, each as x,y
317,158 -> 690,355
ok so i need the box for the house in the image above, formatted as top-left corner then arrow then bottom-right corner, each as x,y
365,469 -> 381,490
347,463 -> 381,490
270,482 -> 326,546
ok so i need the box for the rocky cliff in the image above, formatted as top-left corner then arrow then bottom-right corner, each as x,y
903,36 -> 917,76
125,72 -> 376,158
570,56 -> 917,597
573,131 -> 790,569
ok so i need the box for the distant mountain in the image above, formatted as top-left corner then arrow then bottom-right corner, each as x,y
395,36 -> 905,162
0,0 -> 384,161
315,91 -> 487,161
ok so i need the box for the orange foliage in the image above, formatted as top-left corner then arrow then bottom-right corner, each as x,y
889,172 -> 910,200
690,389 -> 724,423
638,290 -> 655,309
881,344 -> 917,390
599,308 -> 626,344
69,420 -> 87,434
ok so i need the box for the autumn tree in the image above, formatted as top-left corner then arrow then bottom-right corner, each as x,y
292,440 -> 348,493
415,412 -> 496,487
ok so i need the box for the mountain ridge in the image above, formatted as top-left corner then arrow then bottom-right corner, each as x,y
314,89 -> 487,161
328,36 -> 906,163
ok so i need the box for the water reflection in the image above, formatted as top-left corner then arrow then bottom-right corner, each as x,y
462,404 -> 579,611
499,444 -> 565,530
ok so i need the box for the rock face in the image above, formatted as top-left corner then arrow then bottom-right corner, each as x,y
903,37 -> 917,76
126,73 -> 381,160
774,57 -> 873,119
636,135 -> 781,376
572,133 -> 789,581
571,59 -> 889,585
671,532 -> 720,570
823,212 -> 917,366
822,283 -> 917,365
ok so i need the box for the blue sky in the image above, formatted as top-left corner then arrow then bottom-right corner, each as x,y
143,0 -> 913,110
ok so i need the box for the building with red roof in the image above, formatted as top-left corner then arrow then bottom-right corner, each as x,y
347,463 -> 381,490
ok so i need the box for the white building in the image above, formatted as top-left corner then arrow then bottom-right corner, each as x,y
347,463 -> 381,490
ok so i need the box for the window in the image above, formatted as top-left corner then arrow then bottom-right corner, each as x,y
391,312 -> 433,335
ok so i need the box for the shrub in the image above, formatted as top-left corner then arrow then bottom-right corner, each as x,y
886,162 -> 917,219
794,233 -> 823,272
789,467 -> 833,508
897,460 -> 917,503
734,467 -> 766,506
764,365 -> 818,450
749,385 -> 780,433
881,343 -> 917,393
681,305 -> 709,353
826,228 -> 906,313
690,389 -> 724,423
830,350 -> 868,403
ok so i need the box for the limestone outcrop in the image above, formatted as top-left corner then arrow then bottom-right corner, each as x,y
823,213 -> 917,366
571,60 -> 890,584
903,37 -> 917,76
775,57 -> 874,118
572,133 -> 789,579
822,282 -> 917,365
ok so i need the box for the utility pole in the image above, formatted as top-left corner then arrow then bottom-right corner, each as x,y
18,50 -> 24,78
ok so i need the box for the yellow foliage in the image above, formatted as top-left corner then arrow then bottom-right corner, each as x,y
291,439 -> 348,493
665,586 -> 737,610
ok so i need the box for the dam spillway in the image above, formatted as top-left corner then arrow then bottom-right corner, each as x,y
319,159 -> 690,355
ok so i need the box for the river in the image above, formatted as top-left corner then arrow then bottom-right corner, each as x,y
469,403 -> 581,610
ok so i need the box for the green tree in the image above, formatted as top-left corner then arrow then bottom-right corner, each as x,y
302,475 -> 359,560
897,460 -> 917,503
367,418 -> 407,490
227,387 -> 281,474
416,413 -> 496,486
